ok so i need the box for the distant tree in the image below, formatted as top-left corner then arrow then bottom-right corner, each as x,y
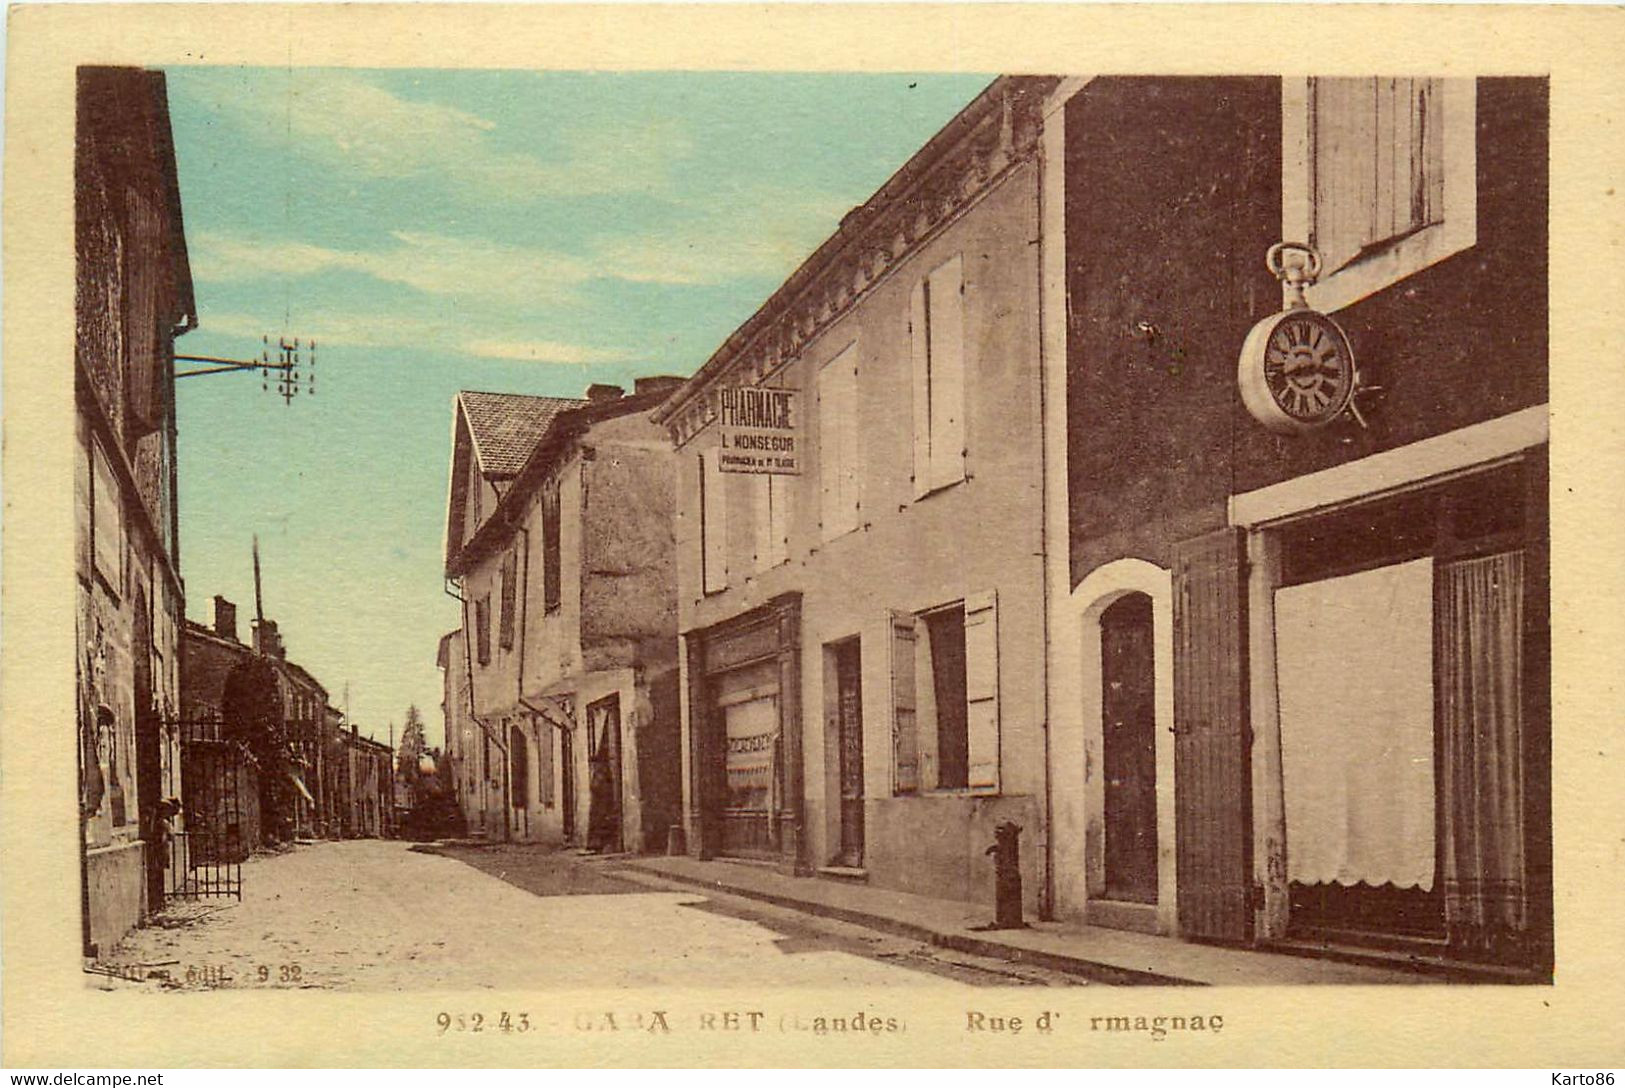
397,705 -> 429,806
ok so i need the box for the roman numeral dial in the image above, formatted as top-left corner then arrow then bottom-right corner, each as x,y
1262,314 -> 1353,423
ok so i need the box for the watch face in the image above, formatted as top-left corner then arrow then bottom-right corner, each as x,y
1263,313 -> 1353,423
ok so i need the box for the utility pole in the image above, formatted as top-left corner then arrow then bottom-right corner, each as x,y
175,336 -> 318,405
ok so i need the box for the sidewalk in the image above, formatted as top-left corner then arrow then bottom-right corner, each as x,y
618,855 -> 1438,987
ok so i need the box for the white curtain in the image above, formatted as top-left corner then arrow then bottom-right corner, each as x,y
1439,551 -> 1527,946
1277,558 -> 1436,889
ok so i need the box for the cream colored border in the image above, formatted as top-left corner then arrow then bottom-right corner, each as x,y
5,3 -> 1625,1070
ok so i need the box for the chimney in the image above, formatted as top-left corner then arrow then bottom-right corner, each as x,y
211,596 -> 238,642
585,383 -> 623,404
633,375 -> 686,399
252,618 -> 284,659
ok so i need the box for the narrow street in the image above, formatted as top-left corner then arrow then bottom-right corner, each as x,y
92,840 -> 1087,991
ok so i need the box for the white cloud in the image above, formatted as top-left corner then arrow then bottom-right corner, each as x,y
190,230 -> 591,305
208,70 -> 689,199
463,339 -> 631,365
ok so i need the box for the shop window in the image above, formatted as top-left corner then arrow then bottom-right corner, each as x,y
475,595 -> 492,666
1273,464 -> 1534,948
542,484 -> 562,613
910,254 -> 967,497
891,591 -> 1000,794
817,344 -> 861,539
1285,77 -> 1476,313
700,450 -> 729,593
752,474 -> 789,572
499,551 -> 517,650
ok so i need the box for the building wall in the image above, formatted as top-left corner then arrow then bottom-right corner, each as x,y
451,405 -> 683,851
74,67 -> 191,955
675,159 -> 1048,908
1053,76 -> 1550,959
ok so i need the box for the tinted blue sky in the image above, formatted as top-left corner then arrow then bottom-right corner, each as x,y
165,68 -> 991,746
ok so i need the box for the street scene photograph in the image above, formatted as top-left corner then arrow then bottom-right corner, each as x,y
70,65 -> 1552,995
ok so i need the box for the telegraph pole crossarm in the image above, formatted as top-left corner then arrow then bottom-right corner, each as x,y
175,335 -> 318,405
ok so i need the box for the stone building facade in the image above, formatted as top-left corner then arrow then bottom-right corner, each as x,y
442,381 -> 685,851
75,66 -> 196,957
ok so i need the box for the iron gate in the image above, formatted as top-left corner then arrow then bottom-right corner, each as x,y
169,719 -> 245,900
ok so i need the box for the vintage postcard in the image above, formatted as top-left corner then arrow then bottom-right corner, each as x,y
3,2 -> 1624,1071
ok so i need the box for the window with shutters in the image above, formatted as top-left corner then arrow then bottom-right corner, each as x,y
752,474 -> 790,572
818,344 -> 861,539
910,254 -> 967,498
1285,77 -> 1476,314
475,594 -> 492,666
891,591 -> 1000,795
542,483 -> 562,613
498,550 -> 517,650
700,450 -> 729,593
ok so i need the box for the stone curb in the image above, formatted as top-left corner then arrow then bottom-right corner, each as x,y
615,859 -> 1201,987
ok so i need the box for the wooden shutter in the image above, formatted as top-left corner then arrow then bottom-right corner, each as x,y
1312,78 -> 1445,272
818,347 -> 859,537
499,551 -> 517,649
890,612 -> 919,793
1172,528 -> 1253,942
910,281 -> 931,499
963,589 -> 1000,791
926,255 -> 966,490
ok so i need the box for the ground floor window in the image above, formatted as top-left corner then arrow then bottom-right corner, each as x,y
891,590 -> 1000,794
1271,462 -> 1536,955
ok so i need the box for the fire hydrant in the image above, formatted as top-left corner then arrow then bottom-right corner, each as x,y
985,820 -> 1025,929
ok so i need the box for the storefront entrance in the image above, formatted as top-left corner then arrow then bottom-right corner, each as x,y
687,594 -> 803,868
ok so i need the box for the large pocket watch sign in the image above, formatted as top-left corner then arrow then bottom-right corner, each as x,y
1238,243 -> 1360,434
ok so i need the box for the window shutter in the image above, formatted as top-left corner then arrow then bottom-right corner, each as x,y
963,589 -> 999,791
926,255 -> 966,490
890,612 -> 919,794
818,347 -> 859,538
499,552 -> 517,649
910,280 -> 931,499
702,449 -> 728,593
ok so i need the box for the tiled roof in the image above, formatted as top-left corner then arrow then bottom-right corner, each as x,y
458,391 -> 584,478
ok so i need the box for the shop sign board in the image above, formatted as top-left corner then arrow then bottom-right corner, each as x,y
717,386 -> 801,475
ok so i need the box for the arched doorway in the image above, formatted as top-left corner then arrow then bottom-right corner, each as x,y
1101,593 -> 1157,903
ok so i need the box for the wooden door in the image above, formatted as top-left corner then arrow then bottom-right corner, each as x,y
1173,528 -> 1253,942
835,641 -> 865,867
1102,593 -> 1158,903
